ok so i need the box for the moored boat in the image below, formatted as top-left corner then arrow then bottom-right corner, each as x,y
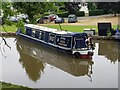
16,24 -> 94,58
112,30 -> 120,42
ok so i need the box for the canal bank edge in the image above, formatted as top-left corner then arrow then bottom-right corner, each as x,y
0,81 -> 32,90
0,32 -> 16,37
0,32 -> 115,40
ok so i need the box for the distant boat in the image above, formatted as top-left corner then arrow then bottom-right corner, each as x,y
112,28 -> 120,42
16,24 -> 94,58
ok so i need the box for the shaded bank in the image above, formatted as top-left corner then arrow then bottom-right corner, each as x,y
96,40 -> 119,63
0,81 -> 32,90
0,32 -> 16,37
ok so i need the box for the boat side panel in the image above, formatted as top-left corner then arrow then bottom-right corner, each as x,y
17,33 -> 73,55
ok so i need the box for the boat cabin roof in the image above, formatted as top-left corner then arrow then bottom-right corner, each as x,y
24,24 -> 86,36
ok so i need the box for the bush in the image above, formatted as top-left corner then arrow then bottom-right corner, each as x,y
57,11 -> 85,18
16,20 -> 25,34
103,10 -> 109,14
89,10 -> 104,16
34,14 -> 42,20
75,11 -> 85,17
57,12 -> 69,18
5,19 -> 13,26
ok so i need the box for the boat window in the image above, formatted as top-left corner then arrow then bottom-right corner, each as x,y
73,37 -> 86,49
49,34 -> 55,44
26,27 -> 32,36
32,29 -> 35,38
41,31 -> 45,40
49,36 -> 54,41
57,38 -> 59,42
39,31 -> 42,39
44,32 -> 49,42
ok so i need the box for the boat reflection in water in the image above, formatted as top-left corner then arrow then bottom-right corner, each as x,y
98,40 -> 120,63
16,38 -> 94,82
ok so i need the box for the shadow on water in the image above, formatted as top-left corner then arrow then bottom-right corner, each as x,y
16,37 -> 94,82
95,40 -> 120,63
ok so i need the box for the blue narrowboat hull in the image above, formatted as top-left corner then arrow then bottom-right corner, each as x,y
17,33 -> 73,55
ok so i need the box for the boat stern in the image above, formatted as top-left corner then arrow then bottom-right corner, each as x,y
72,49 -> 94,58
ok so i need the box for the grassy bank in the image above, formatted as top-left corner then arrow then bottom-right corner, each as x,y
0,81 -> 32,90
1,25 -> 17,32
1,24 -> 117,33
1,24 -> 97,32
41,24 -> 97,32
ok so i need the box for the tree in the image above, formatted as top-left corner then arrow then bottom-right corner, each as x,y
1,2 -> 14,25
95,2 -> 120,16
1,2 -> 14,50
64,2 -> 81,14
87,2 -> 97,11
12,2 -> 57,23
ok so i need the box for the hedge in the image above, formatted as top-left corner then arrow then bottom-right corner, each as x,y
75,11 -> 85,17
57,12 -> 69,18
57,11 -> 85,18
89,10 -> 104,16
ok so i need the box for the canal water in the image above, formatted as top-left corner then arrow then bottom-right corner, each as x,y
0,37 -> 119,88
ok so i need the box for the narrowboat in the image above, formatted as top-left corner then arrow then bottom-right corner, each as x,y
16,24 -> 94,58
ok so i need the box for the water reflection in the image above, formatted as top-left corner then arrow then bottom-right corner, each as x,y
1,37 -> 118,88
16,38 -> 94,81
16,43 -> 45,82
97,40 -> 119,63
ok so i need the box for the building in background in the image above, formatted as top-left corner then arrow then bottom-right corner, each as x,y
79,2 -> 89,16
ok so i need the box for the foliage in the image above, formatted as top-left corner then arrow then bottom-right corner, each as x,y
12,2 -> 57,23
75,11 -> 85,17
55,2 -> 66,12
95,2 -> 120,16
57,11 -> 85,18
87,2 -> 120,16
57,12 -> 69,17
0,81 -> 32,90
0,2 -> 2,15
1,2 -> 14,25
5,19 -> 13,26
87,2 -> 97,11
89,10 -> 103,16
16,20 -> 25,33
64,2 -> 81,14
